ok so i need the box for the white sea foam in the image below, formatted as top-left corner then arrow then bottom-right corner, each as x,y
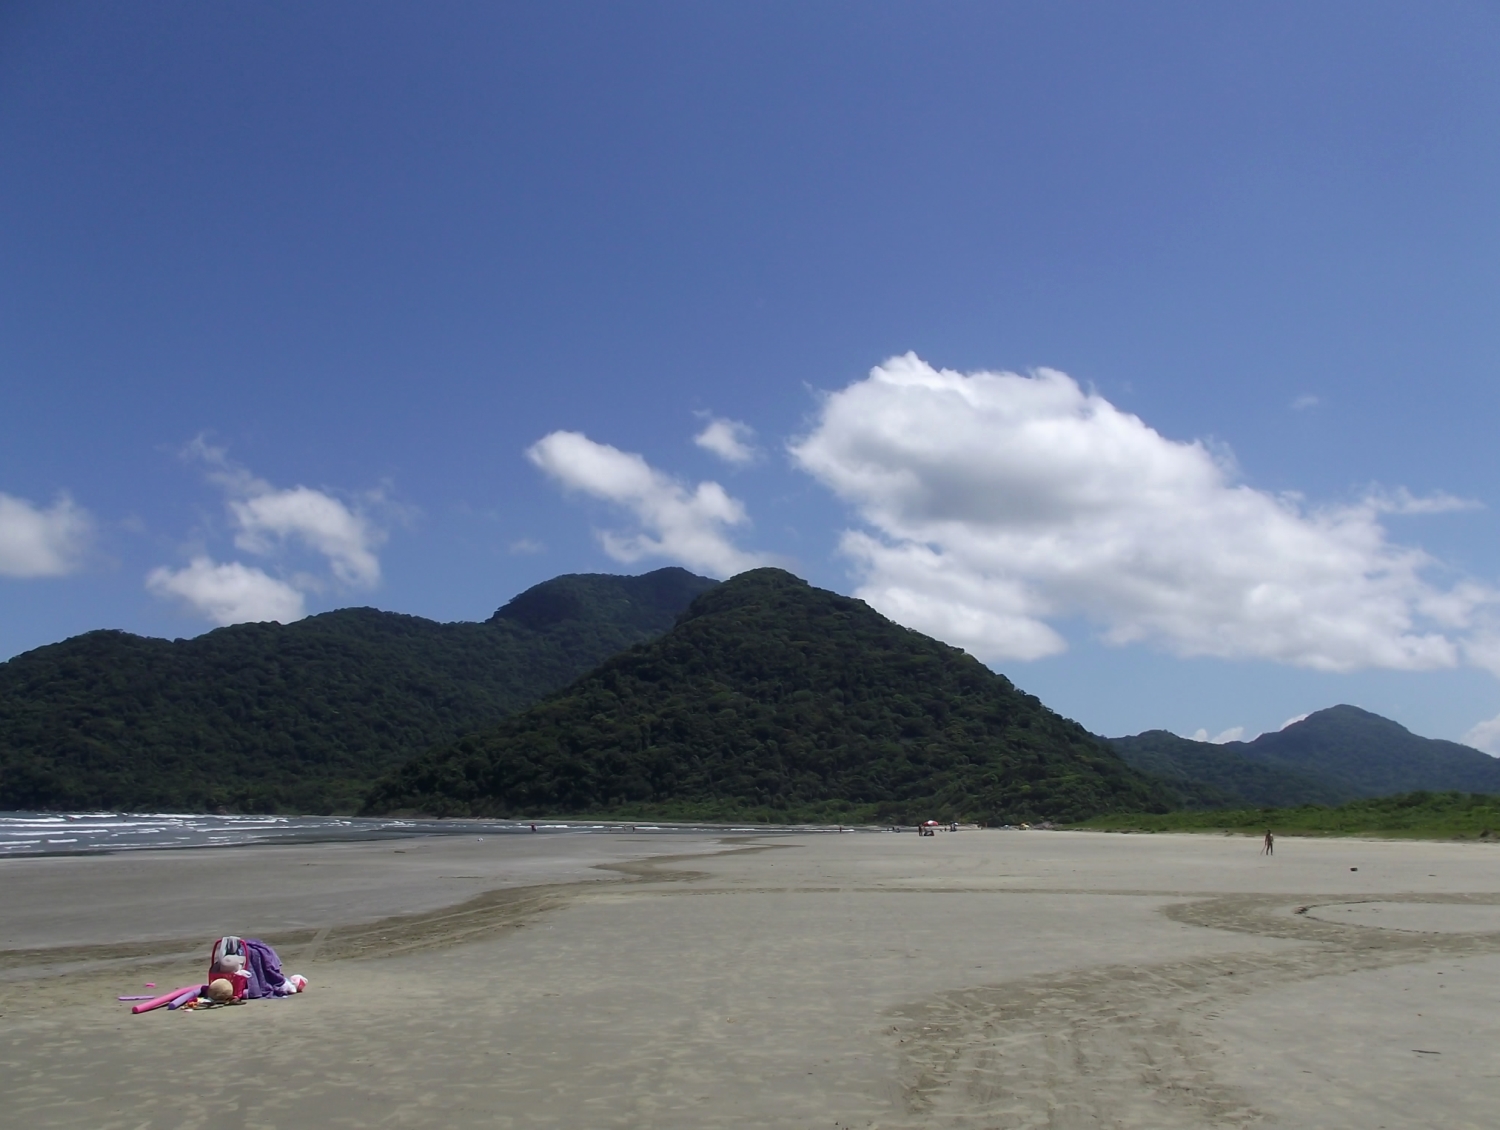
0,812 -> 816,857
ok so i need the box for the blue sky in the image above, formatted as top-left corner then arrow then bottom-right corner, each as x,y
3,2 -> 1499,748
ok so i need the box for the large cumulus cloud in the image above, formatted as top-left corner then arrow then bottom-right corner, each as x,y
791,353 -> 1495,670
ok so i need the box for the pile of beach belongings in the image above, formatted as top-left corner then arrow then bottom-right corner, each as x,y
130,936 -> 307,1014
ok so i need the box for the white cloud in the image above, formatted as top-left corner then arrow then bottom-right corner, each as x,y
508,537 -> 545,555
230,486 -> 382,587
0,492 -> 91,577
185,439 -> 386,588
694,417 -> 758,465
1291,394 -> 1320,411
1364,488 -> 1482,516
1462,714 -> 1500,757
834,533 -> 1066,660
1190,727 -> 1246,744
527,430 -> 765,577
1463,628 -> 1500,679
146,557 -> 306,625
1279,713 -> 1310,730
791,353 -> 1497,671
147,441 -> 391,625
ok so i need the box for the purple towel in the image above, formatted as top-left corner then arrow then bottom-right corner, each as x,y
241,939 -> 289,998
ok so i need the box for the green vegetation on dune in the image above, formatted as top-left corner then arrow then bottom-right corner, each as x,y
0,568 -> 716,813
363,568 -> 1172,824
1072,791 -> 1500,839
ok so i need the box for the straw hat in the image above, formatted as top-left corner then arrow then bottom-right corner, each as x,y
206,979 -> 235,1003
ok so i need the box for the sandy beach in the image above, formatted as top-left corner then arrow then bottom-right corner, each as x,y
4,829 -> 1500,1128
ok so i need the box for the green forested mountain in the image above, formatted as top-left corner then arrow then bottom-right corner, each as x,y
364,568 -> 1171,823
1110,705 -> 1500,808
1108,731 -> 1350,808
1236,705 -> 1500,796
24,553 -> 1478,823
0,568 -> 716,813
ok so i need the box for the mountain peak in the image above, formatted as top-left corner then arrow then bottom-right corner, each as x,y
1291,704 -> 1411,733
367,570 -> 1166,822
490,567 -> 717,632
676,567 -> 819,623
2,568 -> 718,813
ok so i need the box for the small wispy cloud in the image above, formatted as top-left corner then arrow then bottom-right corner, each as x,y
1291,394 -> 1320,411
230,486 -> 383,587
527,430 -> 766,577
693,416 -> 758,466
0,491 -> 91,578
146,556 -> 307,625
185,438 -> 387,587
508,537 -> 545,555
147,439 -> 394,625
1363,487 -> 1483,516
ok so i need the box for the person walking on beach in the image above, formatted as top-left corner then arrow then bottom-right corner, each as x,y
1262,829 -> 1274,856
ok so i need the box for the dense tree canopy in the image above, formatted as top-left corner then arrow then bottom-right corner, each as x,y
0,568 -> 716,812
1109,706 -> 1500,809
1234,705 -> 1500,796
1108,731 -> 1348,809
365,569 -> 1171,823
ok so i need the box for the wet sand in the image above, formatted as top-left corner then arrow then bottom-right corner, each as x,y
3,829 -> 1500,1128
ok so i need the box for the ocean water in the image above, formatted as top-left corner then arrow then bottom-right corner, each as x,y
0,812 -> 775,858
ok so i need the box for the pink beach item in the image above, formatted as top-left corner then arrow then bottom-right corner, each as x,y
131,986 -> 201,1014
166,988 -> 199,1010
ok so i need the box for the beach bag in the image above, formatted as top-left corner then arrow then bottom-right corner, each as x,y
209,936 -> 291,998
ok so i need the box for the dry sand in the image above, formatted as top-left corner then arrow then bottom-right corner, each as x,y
3,829 -> 1500,1128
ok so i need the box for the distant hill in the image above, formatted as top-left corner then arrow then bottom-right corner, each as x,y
1237,705 -> 1500,796
1108,730 -> 1350,808
1109,705 -> 1500,807
364,568 -> 1171,824
0,567 -> 717,814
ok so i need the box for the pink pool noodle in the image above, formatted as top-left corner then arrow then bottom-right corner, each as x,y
131,986 -> 201,1014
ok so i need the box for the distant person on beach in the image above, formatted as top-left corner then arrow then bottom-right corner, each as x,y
1263,830 -> 1274,855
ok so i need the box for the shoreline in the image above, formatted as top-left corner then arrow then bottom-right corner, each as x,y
17,806 -> 1500,861
0,809 -> 865,860
0,830 -> 748,959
